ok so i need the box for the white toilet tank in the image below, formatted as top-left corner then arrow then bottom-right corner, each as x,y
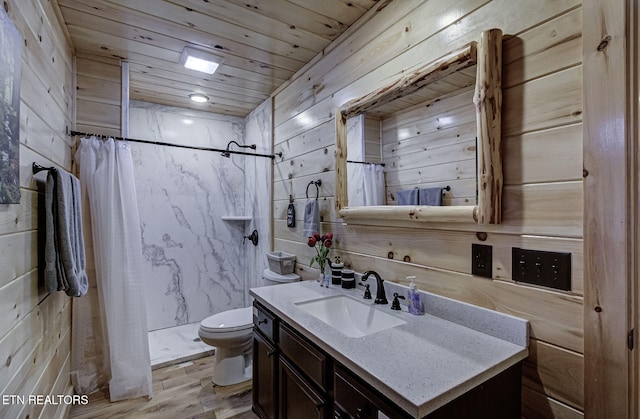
262,268 -> 300,286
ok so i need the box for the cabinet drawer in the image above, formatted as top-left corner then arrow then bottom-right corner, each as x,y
279,322 -> 328,391
334,365 -> 409,419
253,302 -> 276,342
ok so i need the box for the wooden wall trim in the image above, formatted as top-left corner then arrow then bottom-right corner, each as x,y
121,61 -> 129,137
634,0 -> 640,415
335,107 -> 347,212
474,29 -> 502,225
583,0 -> 632,417
632,0 -> 640,416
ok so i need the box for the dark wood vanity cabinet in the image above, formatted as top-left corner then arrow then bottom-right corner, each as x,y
334,362 -> 522,419
253,301 -> 405,419
334,364 -> 409,419
253,330 -> 277,419
253,301 -> 331,419
278,321 -> 330,418
278,322 -> 329,391
279,357 -> 327,419
252,301 -> 522,419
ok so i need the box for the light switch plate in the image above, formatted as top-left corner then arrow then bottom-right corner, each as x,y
472,244 -> 492,279
512,248 -> 571,291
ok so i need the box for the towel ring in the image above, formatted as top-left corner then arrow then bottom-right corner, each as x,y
306,179 -> 322,200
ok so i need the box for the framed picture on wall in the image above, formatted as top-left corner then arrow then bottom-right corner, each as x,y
0,7 -> 21,204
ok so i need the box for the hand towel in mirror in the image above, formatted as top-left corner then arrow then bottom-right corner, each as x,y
418,187 -> 443,206
396,188 -> 419,205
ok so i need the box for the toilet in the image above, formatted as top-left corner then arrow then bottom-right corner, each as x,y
198,269 -> 300,385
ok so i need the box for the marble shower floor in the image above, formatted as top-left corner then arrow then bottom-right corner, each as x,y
148,322 -> 214,369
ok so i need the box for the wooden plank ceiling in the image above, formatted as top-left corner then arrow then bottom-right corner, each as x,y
55,0 -> 380,117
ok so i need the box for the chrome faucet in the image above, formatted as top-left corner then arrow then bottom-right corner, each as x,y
361,271 -> 388,304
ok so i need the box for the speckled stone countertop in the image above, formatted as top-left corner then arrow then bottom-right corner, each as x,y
250,280 -> 529,418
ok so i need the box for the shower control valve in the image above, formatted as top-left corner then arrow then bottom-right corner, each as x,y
243,230 -> 259,246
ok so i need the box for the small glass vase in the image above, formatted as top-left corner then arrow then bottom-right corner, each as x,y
318,261 -> 331,286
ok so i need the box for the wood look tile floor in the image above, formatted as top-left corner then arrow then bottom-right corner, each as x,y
69,355 -> 258,419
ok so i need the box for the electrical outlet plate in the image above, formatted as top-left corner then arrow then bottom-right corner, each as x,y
512,248 -> 571,291
472,244 -> 492,278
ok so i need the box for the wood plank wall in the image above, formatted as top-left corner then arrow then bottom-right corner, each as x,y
75,53 -> 121,136
72,22 -> 123,398
272,1 -> 584,417
0,1 -> 75,418
363,115 -> 381,163
583,0 -> 631,417
381,89 -> 477,206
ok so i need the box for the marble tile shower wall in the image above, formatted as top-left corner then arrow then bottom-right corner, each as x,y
244,99 -> 273,299
129,101 -> 267,331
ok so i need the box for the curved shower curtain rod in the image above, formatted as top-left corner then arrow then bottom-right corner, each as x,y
67,130 -> 282,159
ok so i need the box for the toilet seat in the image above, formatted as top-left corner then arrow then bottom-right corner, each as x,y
200,307 -> 253,333
198,267 -> 299,386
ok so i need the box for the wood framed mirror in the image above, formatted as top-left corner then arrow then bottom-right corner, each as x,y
335,29 -> 503,225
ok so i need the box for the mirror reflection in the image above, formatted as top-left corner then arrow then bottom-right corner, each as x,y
345,69 -> 477,208
335,29 -> 503,225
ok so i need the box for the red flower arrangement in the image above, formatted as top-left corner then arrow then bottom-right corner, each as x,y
307,232 -> 333,275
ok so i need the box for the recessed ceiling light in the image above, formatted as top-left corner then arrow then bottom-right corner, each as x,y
180,47 -> 224,75
184,56 -> 219,74
189,93 -> 209,103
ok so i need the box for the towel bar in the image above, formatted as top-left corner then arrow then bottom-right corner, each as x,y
32,162 -> 57,174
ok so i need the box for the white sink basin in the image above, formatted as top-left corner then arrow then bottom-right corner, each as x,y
294,294 -> 406,338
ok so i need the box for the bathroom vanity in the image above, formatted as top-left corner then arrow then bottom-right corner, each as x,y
250,281 -> 528,419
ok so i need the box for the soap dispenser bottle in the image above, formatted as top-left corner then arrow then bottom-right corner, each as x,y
407,276 -> 423,315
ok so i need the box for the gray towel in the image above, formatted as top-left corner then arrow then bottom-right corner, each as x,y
44,169 -> 88,297
302,198 -> 319,237
419,187 -> 443,206
396,188 -> 419,205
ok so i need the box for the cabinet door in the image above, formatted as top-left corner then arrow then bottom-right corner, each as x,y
253,331 -> 277,419
279,322 -> 328,391
279,357 -> 327,419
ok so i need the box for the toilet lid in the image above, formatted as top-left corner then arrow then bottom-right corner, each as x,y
263,268 -> 300,283
200,307 -> 253,333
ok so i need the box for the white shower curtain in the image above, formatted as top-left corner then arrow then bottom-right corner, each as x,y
72,137 -> 152,401
363,163 -> 385,205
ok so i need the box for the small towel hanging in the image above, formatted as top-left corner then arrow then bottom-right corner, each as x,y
303,179 -> 321,237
